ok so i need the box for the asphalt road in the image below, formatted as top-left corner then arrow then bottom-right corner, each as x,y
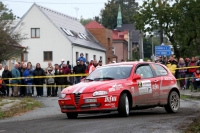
0,98 -> 200,133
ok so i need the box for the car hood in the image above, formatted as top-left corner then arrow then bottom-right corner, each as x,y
62,80 -> 126,94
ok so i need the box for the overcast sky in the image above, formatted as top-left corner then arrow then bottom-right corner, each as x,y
1,0 -> 143,19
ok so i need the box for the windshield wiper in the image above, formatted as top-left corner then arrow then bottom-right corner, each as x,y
94,77 -> 115,81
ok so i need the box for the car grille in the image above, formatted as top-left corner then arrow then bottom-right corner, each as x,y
74,93 -> 81,106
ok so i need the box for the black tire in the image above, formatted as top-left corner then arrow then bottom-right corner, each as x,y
66,113 -> 78,119
118,93 -> 130,117
164,91 -> 180,113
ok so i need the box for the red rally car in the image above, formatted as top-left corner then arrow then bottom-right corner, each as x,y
58,62 -> 180,119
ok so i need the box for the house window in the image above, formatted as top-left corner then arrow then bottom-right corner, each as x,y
76,52 -> 79,60
100,56 -> 102,61
31,28 -> 40,38
93,55 -> 96,60
44,51 -> 52,61
21,52 -> 28,62
112,47 -> 115,54
85,53 -> 88,61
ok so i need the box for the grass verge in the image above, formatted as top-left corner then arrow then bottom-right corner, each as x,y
0,97 -> 42,119
180,95 -> 198,100
185,117 -> 200,133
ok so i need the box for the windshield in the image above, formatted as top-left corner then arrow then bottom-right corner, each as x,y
86,65 -> 133,81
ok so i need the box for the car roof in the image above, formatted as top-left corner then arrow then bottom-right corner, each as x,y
103,61 -> 157,67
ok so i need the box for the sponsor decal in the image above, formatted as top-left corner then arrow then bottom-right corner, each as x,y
138,80 -> 152,95
104,103 -> 115,107
139,87 -> 152,94
164,77 -> 173,80
104,96 -> 117,102
108,84 -> 123,92
152,84 -> 159,90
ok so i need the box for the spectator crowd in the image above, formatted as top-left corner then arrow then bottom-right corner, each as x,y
0,53 -> 104,97
0,52 -> 199,97
155,55 -> 200,92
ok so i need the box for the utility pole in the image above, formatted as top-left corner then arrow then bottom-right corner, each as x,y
139,31 -> 144,59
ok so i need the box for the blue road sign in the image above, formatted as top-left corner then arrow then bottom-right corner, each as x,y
155,46 -> 172,56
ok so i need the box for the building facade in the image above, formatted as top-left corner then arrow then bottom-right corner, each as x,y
12,4 -> 106,68
85,21 -> 115,64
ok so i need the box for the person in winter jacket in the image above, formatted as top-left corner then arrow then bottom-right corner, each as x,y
46,67 -> 55,97
11,63 -> 21,96
2,65 -> 12,96
54,64 -> 60,96
77,53 -> 86,63
27,62 -> 35,96
177,58 -> 187,89
33,63 -> 45,97
55,68 -> 68,91
73,61 -> 85,84
23,65 -> 33,96
89,60 -> 98,74
192,68 -> 200,92
19,63 -> 27,96
186,57 -> 197,89
85,59 -> 93,74
166,55 -> 178,77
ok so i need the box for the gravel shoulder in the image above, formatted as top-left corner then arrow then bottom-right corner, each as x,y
0,97 -> 62,123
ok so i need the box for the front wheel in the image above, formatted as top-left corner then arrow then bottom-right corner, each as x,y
118,93 -> 130,117
164,91 -> 180,113
66,112 -> 78,119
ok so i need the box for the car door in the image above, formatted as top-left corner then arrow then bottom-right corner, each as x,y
134,64 -> 159,105
151,64 -> 172,104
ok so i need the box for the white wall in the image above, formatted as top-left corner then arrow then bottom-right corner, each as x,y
72,46 -> 106,67
13,5 -> 72,68
13,4 -> 106,69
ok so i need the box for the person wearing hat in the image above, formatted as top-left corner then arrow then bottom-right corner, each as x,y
192,68 -> 200,92
59,59 -> 65,68
78,53 -> 86,63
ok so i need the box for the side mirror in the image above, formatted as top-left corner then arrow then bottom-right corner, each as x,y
133,74 -> 141,81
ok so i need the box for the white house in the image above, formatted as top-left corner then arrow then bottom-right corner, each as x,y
12,3 -> 106,68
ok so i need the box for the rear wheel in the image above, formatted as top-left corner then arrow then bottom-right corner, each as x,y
164,91 -> 180,113
66,113 -> 78,119
118,93 -> 130,117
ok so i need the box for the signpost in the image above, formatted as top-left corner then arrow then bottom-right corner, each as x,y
155,45 -> 172,56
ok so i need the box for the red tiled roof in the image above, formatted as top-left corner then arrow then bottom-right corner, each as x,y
85,20 -> 105,29
112,30 -> 124,40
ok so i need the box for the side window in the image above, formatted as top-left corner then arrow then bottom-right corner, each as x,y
152,64 -> 168,76
135,65 -> 153,78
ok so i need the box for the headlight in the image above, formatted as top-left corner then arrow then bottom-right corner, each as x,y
60,93 -> 66,99
93,91 -> 108,96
